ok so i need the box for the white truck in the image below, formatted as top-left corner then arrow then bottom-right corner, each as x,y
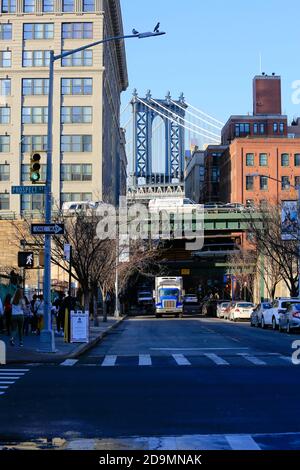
154,277 -> 184,318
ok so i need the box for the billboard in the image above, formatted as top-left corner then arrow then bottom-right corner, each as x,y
282,201 -> 298,240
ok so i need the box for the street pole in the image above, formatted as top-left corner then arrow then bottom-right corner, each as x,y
298,187 -> 300,299
68,245 -> 73,300
39,29 -> 166,352
114,223 -> 120,318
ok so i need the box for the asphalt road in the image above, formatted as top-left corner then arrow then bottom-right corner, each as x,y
0,316 -> 300,450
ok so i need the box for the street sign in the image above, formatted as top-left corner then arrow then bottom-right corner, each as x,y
18,251 -> 34,269
12,185 -> 45,195
31,223 -> 65,235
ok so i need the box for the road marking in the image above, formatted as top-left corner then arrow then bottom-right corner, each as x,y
0,386 -> 8,389
0,392 -> 4,396
0,369 -> 29,372
151,347 -> 250,351
205,353 -> 229,366
60,359 -> 78,367
225,435 -> 261,450
139,354 -> 152,366
172,354 -> 191,366
279,355 -> 293,363
238,353 -> 267,366
101,355 -> 117,367
0,376 -> 20,380
0,372 -> 25,375
0,381 -> 15,384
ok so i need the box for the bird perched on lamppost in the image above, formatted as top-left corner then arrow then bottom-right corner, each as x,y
132,28 -> 139,35
153,22 -> 160,33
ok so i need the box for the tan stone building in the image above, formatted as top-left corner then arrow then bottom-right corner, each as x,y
0,0 -> 128,215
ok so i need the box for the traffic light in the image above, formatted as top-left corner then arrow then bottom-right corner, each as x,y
30,151 -> 42,183
18,251 -> 34,269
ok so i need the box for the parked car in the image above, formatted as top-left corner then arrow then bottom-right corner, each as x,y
229,302 -> 255,321
183,294 -> 198,305
261,298 -> 300,330
279,303 -> 300,333
216,301 -> 230,318
250,302 -> 272,327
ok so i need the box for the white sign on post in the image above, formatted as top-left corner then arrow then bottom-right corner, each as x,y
70,311 -> 89,343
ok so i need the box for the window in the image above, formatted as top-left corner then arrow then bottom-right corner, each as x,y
295,154 -> 300,166
0,79 -> 10,96
61,135 -> 92,152
61,106 -> 92,123
23,0 -> 35,12
62,49 -> 92,67
0,51 -> 11,67
211,167 -> 220,183
61,164 -> 92,181
62,23 -> 93,39
260,176 -> 268,190
61,78 -> 92,95
62,0 -> 74,11
23,50 -> 50,67
235,123 -> 250,137
246,175 -> 254,190
83,0 -> 94,11
253,123 -> 258,135
246,153 -> 254,166
0,135 -> 9,152
23,23 -> 54,40
0,107 -> 10,124
1,0 -> 16,13
21,135 -> 47,152
279,122 -> 285,134
61,192 -> 92,205
0,193 -> 9,210
260,123 -> 265,134
0,24 -> 12,40
22,78 -> 49,95
281,153 -> 289,167
22,107 -> 48,124
0,164 -> 9,181
21,194 -> 44,212
259,153 -> 268,166
273,123 -> 278,133
21,164 -> 46,181
282,176 -> 290,190
295,176 -> 300,188
42,0 -> 54,12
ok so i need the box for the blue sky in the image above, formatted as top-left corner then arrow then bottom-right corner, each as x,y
121,0 -> 300,123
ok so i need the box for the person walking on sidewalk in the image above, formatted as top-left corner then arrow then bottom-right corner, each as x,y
34,294 -> 44,335
30,294 -> 38,333
3,293 -> 12,336
10,288 -> 25,347
23,295 -> 32,336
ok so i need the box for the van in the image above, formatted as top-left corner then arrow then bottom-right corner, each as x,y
62,201 -> 97,215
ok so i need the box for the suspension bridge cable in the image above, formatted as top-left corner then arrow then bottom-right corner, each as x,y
136,97 -> 220,143
150,98 -> 221,139
184,101 -> 225,126
169,99 -> 223,131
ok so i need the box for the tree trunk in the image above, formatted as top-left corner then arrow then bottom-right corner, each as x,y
93,288 -> 99,327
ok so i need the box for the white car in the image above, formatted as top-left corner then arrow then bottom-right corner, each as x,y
261,298 -> 300,330
216,302 -> 230,318
229,302 -> 255,321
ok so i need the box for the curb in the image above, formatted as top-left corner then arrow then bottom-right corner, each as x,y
68,315 -> 126,359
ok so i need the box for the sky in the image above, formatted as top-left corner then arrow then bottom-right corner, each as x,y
120,0 -> 300,123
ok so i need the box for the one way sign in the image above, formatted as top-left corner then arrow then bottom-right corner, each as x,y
31,223 -> 65,235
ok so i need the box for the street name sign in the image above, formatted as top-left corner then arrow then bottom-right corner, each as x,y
31,223 -> 65,235
12,185 -> 45,195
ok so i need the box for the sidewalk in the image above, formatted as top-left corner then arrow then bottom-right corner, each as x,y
0,316 -> 125,364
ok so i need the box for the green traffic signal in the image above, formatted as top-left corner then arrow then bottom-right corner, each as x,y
30,152 -> 41,183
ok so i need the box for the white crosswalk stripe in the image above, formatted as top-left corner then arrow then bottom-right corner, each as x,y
205,353 -> 229,366
225,434 -> 261,450
238,353 -> 267,366
139,354 -> 152,366
60,359 -> 79,367
172,354 -> 191,366
101,355 -> 117,367
0,369 -> 30,397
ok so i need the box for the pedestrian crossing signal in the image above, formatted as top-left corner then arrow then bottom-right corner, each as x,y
30,152 -> 42,183
18,251 -> 34,269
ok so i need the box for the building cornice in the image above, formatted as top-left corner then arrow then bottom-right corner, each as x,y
108,0 -> 128,91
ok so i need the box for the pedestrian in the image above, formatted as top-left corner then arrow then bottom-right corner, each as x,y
23,296 -> 32,336
105,292 -> 111,315
0,295 -> 4,333
3,293 -> 12,336
10,288 -> 25,347
34,294 -> 44,335
30,294 -> 38,333
55,292 -> 65,336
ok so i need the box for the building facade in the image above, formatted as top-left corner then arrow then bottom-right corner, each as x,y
184,149 -> 205,203
0,0 -> 128,214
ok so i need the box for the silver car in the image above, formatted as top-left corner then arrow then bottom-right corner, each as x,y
250,302 -> 272,327
279,303 -> 300,333
217,302 -> 230,318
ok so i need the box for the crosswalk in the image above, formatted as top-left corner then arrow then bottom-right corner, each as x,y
0,368 -> 30,397
59,352 -> 295,368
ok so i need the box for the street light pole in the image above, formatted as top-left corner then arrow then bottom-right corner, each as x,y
40,29 -> 166,352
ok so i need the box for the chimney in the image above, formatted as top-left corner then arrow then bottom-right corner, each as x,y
253,75 -> 282,115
